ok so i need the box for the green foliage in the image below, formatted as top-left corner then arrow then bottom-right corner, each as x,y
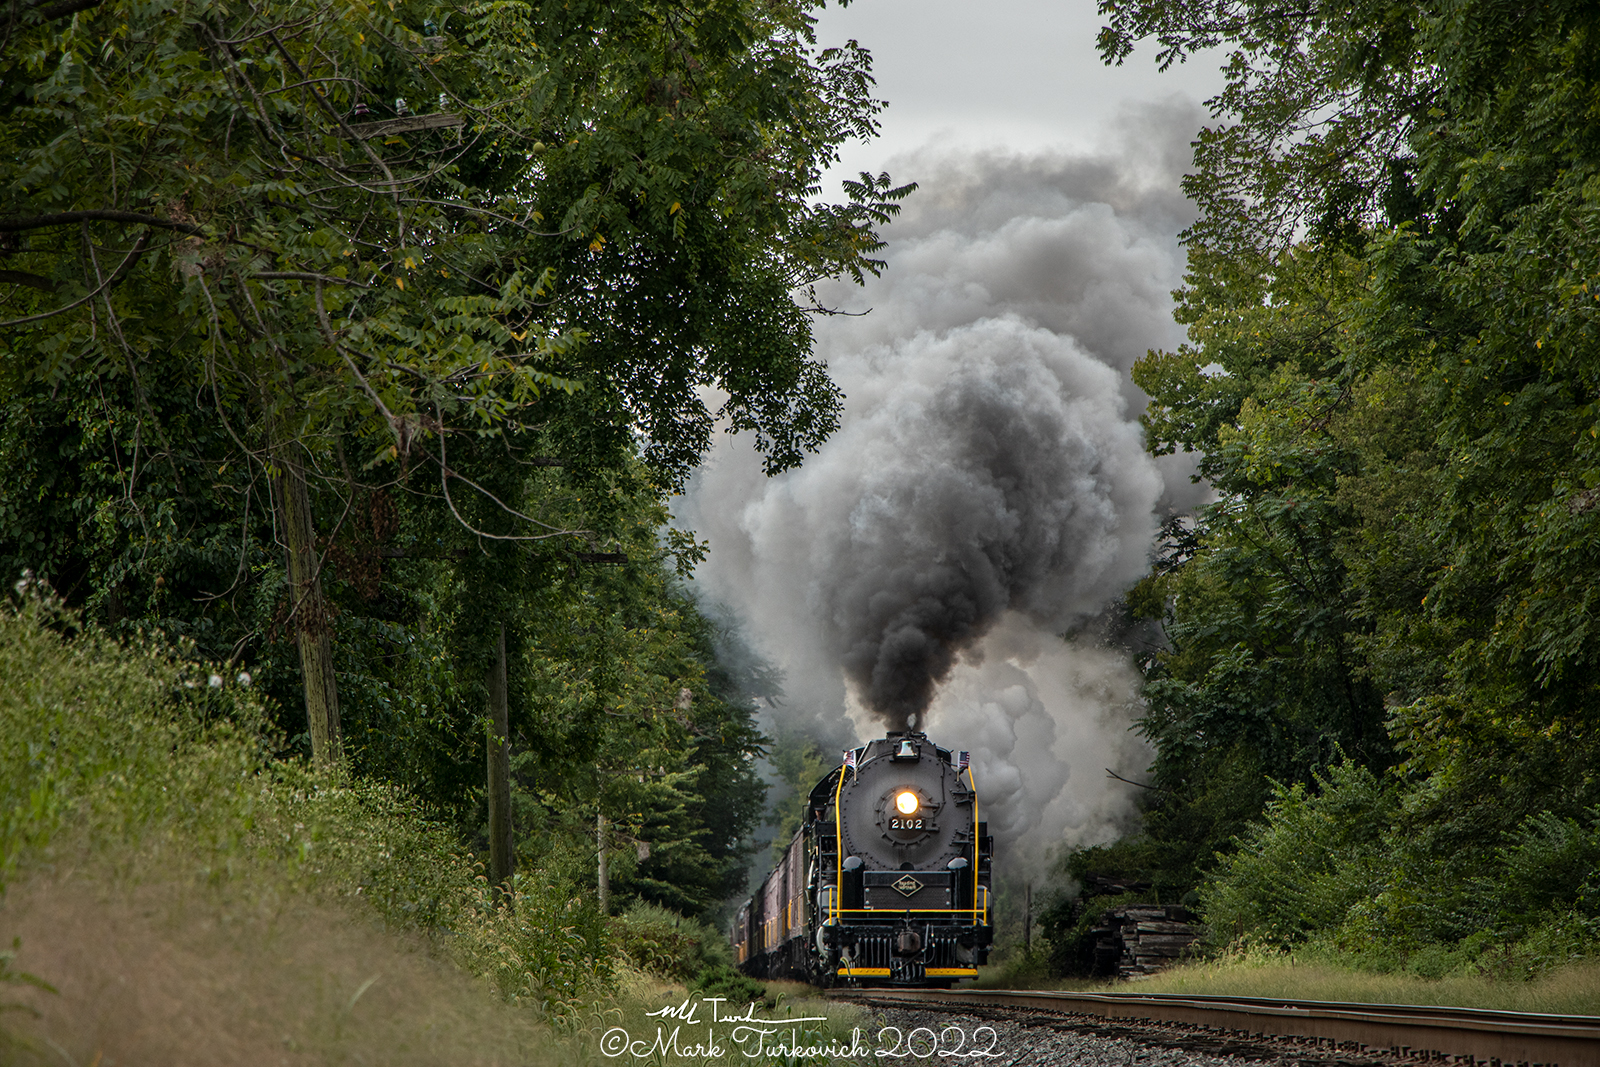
764,722 -> 828,863
689,964 -> 771,1009
1,0 -> 908,486
0,583 -> 268,894
1198,767 -> 1600,976
1051,742 -> 1274,905
1493,811 -> 1600,930
457,878 -> 612,1016
3,0 -> 580,467
611,902 -> 732,983
1200,761 -> 1397,949
0,0 -> 873,925
1132,246 -> 1392,802
0,591 -> 613,1014
1086,0 -> 1600,979
496,479 -> 767,918
1,0 -> 896,1030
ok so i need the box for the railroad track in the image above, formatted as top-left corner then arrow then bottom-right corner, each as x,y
829,986 -> 1600,1065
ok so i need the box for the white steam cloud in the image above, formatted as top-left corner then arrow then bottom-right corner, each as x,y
682,101 -> 1203,865
926,616 -> 1150,853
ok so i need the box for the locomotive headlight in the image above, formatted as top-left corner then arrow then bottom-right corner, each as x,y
894,790 -> 919,816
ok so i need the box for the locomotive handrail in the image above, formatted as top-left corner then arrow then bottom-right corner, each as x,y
833,757 -> 848,924
967,763 -> 980,924
826,907 -> 984,914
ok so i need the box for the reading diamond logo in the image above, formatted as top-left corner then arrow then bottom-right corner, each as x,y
892,876 -> 923,897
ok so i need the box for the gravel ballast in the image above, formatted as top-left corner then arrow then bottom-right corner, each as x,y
860,1002 -> 1413,1067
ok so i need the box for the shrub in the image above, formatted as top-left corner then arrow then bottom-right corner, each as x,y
689,964 -> 771,1008
0,585 -> 269,894
1201,759 -> 1398,948
610,902 -> 731,982
1490,809 -> 1600,930
1197,749 -> 1600,979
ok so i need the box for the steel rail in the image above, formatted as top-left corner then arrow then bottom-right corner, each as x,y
830,987 -> 1600,1064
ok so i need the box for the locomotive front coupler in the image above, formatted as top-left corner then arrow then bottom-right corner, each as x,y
893,914 -> 924,957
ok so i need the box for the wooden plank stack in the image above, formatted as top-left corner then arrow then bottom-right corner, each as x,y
1084,904 -> 1202,979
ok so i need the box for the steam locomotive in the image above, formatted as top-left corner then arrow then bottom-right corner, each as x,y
731,731 -> 993,986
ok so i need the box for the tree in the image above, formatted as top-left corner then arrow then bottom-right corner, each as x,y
1,0 -> 910,779
490,469 -> 768,916
502,0 -> 912,489
1071,0 -> 1600,952
1118,242 -> 1391,895
2,0 -> 581,766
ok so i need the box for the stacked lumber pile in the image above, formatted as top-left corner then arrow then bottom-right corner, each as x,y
1084,904 -> 1201,979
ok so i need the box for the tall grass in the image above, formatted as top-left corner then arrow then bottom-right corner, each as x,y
1,872 -> 562,1065
1129,946 -> 1600,1015
0,587 -> 993,1063
0,588 -> 617,1062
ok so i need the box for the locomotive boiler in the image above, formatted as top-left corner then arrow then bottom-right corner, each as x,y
731,731 -> 993,986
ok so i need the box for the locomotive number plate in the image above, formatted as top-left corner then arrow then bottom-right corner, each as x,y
888,817 -> 924,830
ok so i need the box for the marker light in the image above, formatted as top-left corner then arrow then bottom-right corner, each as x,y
895,791 -> 919,815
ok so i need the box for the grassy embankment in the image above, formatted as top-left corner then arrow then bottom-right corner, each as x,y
978,943 -> 1600,1015
1132,952 -> 1600,1014
0,592 -> 862,1064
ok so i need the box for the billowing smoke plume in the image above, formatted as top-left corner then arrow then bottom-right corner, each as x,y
764,318 -> 1159,731
926,616 -> 1151,852
681,100 -> 1203,857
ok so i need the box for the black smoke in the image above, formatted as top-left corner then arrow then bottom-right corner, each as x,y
827,328 -> 1155,729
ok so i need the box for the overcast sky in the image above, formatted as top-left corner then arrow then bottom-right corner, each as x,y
812,0 -> 1225,176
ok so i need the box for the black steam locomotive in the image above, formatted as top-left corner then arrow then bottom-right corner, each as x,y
731,731 -> 993,986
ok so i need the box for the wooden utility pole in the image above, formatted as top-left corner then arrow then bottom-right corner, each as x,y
486,623 -> 513,902
596,812 -> 609,915
1024,882 -> 1033,954
271,431 -> 341,770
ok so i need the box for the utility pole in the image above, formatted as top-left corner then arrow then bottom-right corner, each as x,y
486,623 -> 513,903
597,812 -> 609,915
269,422 -> 342,771
1024,882 -> 1033,955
